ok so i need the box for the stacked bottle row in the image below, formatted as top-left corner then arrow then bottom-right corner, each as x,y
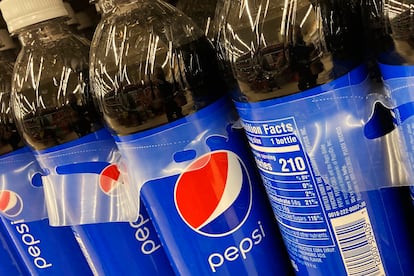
0,0 -> 292,275
0,0 -> 412,275
214,0 -> 414,275
0,0 -> 175,274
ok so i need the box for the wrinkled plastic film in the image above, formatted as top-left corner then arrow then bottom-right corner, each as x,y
116,96 -> 236,189
236,73 -> 412,195
0,147 -> 48,222
114,95 -> 294,275
381,74 -> 414,177
36,134 -> 139,226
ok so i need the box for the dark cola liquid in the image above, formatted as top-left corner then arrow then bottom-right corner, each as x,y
0,54 -> 24,156
15,70 -> 103,151
102,36 -> 228,136
231,0 -> 364,103
0,90 -> 23,156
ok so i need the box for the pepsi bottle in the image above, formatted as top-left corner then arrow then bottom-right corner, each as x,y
223,0 -> 414,275
90,0 -> 293,275
1,0 -> 137,227
0,37 -> 29,275
1,0 -> 175,274
0,25 -> 93,275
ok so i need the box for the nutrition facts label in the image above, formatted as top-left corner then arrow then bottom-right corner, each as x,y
235,66 -> 392,273
242,117 -> 335,247
241,114 -> 385,274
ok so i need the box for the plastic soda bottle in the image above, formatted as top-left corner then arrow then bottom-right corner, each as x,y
90,0 -> 294,275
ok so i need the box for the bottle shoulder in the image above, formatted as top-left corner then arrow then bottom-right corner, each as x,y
19,33 -> 89,54
14,34 -> 90,86
96,1 -> 203,49
223,0 -> 364,102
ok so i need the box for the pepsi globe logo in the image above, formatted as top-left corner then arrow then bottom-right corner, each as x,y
174,150 -> 252,237
99,164 -> 124,195
0,190 -> 23,217
56,161 -> 126,196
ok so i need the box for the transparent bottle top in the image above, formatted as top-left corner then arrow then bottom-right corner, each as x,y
0,47 -> 24,156
12,18 -> 102,150
223,0 -> 364,103
90,0 -> 229,136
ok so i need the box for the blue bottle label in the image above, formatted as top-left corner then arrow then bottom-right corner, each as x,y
0,147 -> 92,275
379,63 -> 414,176
72,202 -> 174,275
234,65 -> 410,275
1,217 -> 93,275
115,96 -> 292,275
0,147 -> 47,222
35,128 -> 138,226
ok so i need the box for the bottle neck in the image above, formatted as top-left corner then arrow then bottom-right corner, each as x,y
15,17 -> 71,47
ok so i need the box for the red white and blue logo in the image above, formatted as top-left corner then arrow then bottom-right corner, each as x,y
174,151 -> 252,237
0,190 -> 23,217
99,164 -> 124,195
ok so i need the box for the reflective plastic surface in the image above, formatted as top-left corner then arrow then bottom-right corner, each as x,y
12,20 -> 102,151
223,0 -> 364,102
90,0 -> 227,136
